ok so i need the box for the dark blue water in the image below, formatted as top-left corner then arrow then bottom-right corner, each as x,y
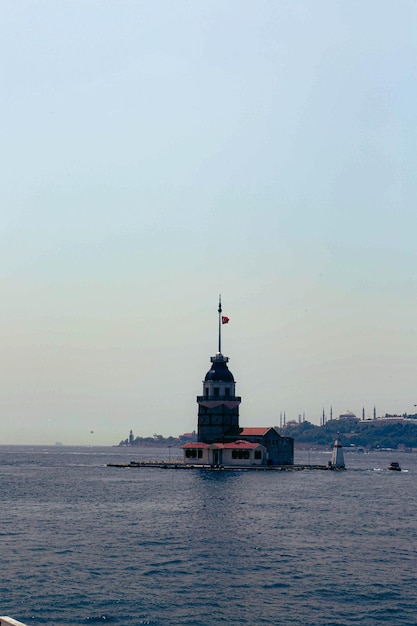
1,446 -> 416,626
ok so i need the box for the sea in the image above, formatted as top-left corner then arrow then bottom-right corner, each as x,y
1,445 -> 416,626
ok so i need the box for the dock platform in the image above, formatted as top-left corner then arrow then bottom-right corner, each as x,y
107,461 -> 335,471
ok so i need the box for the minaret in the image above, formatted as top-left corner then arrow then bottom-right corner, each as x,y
197,296 -> 241,443
330,432 -> 345,468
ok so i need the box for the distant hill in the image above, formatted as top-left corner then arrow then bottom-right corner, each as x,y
118,435 -> 182,447
118,419 -> 417,450
279,417 -> 417,450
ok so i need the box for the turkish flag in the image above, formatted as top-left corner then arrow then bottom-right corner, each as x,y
221,316 -> 230,324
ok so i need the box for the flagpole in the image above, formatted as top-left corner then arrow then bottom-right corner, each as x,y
218,294 -> 222,354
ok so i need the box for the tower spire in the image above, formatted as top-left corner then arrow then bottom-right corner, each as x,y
218,294 -> 222,353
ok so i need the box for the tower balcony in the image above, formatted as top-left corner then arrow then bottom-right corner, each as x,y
197,395 -> 241,403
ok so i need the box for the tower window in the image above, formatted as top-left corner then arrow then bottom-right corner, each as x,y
205,387 -> 209,398
213,387 -> 219,397
225,388 -> 230,396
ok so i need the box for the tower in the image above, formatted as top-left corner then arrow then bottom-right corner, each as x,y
330,432 -> 345,468
197,297 -> 241,443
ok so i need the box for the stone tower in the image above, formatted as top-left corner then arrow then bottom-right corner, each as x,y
197,297 -> 241,443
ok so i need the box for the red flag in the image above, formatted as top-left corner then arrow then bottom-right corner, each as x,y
221,316 -> 230,324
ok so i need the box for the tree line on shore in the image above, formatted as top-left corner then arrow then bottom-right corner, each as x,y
119,418 -> 417,450
118,434 -> 183,447
278,417 -> 417,449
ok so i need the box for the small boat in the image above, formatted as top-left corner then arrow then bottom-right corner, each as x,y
388,461 -> 401,471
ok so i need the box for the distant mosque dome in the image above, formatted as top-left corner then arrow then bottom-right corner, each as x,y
338,410 -> 357,419
204,354 -> 235,383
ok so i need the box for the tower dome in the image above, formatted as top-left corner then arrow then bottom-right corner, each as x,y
204,354 -> 235,382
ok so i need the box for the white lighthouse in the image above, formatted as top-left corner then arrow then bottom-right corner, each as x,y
330,432 -> 345,469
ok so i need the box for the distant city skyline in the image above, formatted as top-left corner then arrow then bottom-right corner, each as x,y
1,1 -> 417,444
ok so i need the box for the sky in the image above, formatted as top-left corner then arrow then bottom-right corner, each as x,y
1,0 -> 417,445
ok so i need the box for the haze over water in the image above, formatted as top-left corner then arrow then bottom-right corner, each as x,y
1,446 -> 416,625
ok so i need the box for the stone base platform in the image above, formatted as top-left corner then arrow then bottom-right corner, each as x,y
107,461 -> 342,471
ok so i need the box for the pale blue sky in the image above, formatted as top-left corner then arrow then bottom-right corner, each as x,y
1,0 -> 417,444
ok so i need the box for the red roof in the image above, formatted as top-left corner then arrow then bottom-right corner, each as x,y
216,440 -> 259,450
239,427 -> 271,436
